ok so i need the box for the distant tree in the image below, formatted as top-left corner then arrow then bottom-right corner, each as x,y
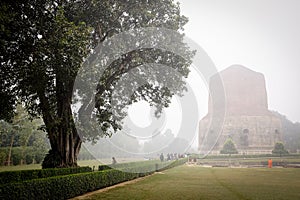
0,120 -> 14,165
220,139 -> 238,155
0,104 -> 49,165
272,142 -> 289,157
31,131 -> 50,164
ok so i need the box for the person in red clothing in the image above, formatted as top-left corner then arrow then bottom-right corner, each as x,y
268,159 -> 273,168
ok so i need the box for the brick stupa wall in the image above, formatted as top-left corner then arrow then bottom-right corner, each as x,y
199,65 -> 282,154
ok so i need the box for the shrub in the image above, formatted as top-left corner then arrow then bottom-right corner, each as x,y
25,154 -> 33,165
0,159 -> 187,199
35,152 -> 45,164
0,151 -> 6,166
220,139 -> 238,155
0,166 -> 92,185
98,165 -> 112,171
41,150 -> 62,168
98,159 -> 188,172
0,169 -> 142,200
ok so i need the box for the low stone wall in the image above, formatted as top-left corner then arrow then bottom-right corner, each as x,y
197,159 -> 300,168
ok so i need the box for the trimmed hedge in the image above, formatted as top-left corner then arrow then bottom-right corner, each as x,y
202,154 -> 300,159
0,158 -> 187,200
98,164 -> 112,171
0,166 -> 92,185
98,160 -> 156,170
98,159 -> 187,172
0,169 -> 139,200
159,158 -> 187,171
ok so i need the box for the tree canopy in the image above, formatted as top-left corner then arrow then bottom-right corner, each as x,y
0,0 -> 193,167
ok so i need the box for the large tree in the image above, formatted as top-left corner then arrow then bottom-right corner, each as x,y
0,0 -> 193,168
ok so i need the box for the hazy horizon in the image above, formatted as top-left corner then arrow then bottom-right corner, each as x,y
125,1 -> 300,150
177,0 -> 300,123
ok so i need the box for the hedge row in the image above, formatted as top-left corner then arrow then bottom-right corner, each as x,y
98,160 -> 156,171
0,169 -> 142,200
159,158 -> 187,171
0,166 -> 92,185
202,154 -> 300,159
98,159 -> 187,172
240,160 -> 300,166
0,158 -> 187,200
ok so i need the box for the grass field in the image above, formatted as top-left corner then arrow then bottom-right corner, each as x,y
78,165 -> 300,200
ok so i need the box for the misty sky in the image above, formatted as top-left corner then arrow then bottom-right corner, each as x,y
178,0 -> 300,123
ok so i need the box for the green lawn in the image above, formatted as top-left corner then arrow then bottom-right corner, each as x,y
80,165 -> 300,200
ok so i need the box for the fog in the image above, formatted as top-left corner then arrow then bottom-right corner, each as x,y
83,1 -> 300,156
178,0 -> 300,122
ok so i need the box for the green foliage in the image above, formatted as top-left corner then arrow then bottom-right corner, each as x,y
0,166 -> 91,185
1,0 -> 193,167
0,159 -> 186,199
272,142 -> 289,156
98,165 -> 112,171
11,148 -> 22,166
0,146 -> 48,166
220,139 -> 238,155
42,149 -> 64,169
0,104 -> 49,166
0,170 -> 133,200
0,152 -> 6,166
34,153 -> 45,164
158,158 -> 188,171
25,154 -> 33,165
97,159 -> 188,172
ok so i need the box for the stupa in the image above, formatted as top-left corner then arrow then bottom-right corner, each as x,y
199,65 -> 282,154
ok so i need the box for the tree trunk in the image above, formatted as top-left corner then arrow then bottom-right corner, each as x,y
41,102 -> 82,168
40,76 -> 82,168
6,134 -> 14,166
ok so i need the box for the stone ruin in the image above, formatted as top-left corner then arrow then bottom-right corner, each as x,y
199,65 -> 282,155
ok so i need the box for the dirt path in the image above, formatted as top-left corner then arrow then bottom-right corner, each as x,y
69,174 -> 155,200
